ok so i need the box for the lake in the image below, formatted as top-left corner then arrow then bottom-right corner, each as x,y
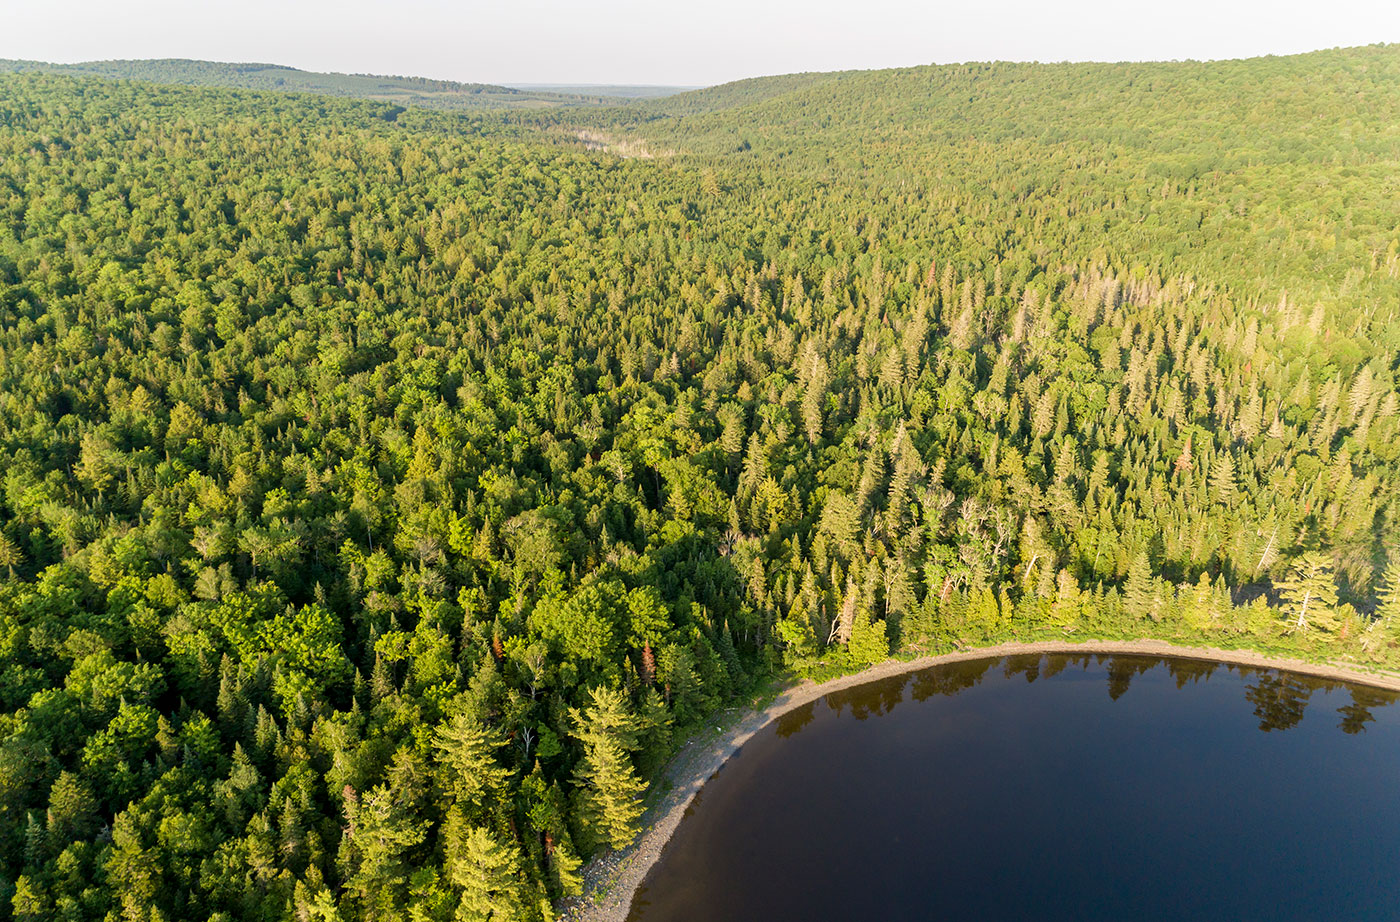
626,654 -> 1400,922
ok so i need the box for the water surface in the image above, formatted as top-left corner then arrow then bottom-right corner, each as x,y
628,654 -> 1400,922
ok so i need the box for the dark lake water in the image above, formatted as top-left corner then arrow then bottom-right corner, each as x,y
627,654 -> 1400,922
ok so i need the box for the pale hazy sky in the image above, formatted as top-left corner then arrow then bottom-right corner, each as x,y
2,0 -> 1397,87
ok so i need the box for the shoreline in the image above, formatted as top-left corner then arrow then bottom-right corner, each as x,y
558,638 -> 1400,922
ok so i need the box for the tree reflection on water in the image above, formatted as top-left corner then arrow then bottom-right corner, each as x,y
812,654 -> 1397,734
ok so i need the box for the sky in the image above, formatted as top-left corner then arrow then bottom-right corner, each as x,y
2,0 -> 1398,87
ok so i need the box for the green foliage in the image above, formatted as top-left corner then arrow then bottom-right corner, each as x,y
569,686 -> 646,851
434,711 -> 511,813
1376,554 -> 1400,632
0,57 -> 622,110
1277,552 -> 1340,633
847,613 -> 890,669
0,47 -> 1398,920
444,814 -> 533,922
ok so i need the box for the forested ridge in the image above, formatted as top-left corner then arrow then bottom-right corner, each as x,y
0,46 -> 1399,922
0,60 -> 611,110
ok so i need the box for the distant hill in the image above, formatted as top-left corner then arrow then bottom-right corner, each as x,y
629,45 -> 1400,306
0,58 -> 620,109
644,46 -> 1400,156
505,84 -> 697,99
641,70 -> 853,115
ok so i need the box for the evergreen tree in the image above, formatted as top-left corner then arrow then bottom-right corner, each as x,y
569,687 -> 646,851
1277,552 -> 1339,633
799,341 -> 829,445
445,813 -> 531,922
1210,454 -> 1237,505
434,711 -> 511,812
848,613 -> 890,668
1122,549 -> 1160,621
1376,553 -> 1400,633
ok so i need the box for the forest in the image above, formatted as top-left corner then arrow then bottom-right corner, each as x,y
0,44 -> 1398,922
0,60 -> 612,110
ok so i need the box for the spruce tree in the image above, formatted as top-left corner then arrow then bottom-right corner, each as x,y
1123,549 -> 1159,621
1209,453 -> 1237,505
1375,553 -> 1400,633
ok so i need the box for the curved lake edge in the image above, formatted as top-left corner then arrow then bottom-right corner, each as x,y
557,639 -> 1400,922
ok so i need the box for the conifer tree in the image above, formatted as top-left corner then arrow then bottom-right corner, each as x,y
1123,549 -> 1159,621
569,687 -> 646,851
433,711 -> 511,811
847,612 -> 890,668
1210,454 -> 1237,505
445,812 -> 530,922
1375,553 -> 1400,632
799,341 -> 828,445
0,532 -> 23,578
1278,552 -> 1339,633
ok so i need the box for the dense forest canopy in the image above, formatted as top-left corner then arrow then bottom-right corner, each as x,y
628,46 -> 1400,304
0,44 -> 1399,922
0,59 -> 619,110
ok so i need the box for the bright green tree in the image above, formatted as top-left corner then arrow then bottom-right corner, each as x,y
1278,552 -> 1339,633
569,686 -> 645,851
1377,553 -> 1400,631
847,612 -> 890,668
434,711 -> 511,812
445,812 -> 531,922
